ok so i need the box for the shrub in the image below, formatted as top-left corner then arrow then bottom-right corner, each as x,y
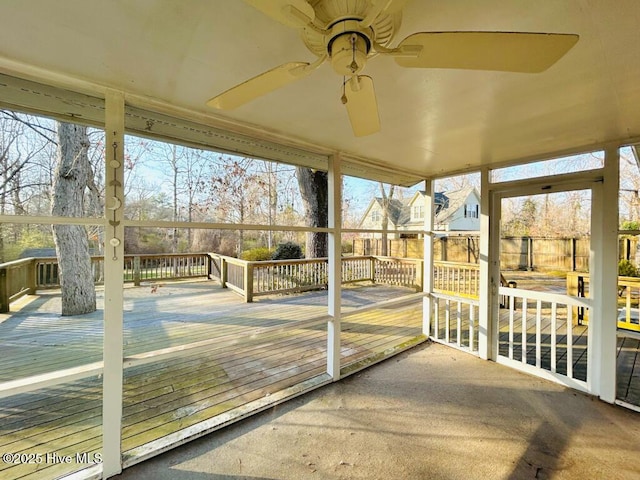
240,247 -> 274,261
341,241 -> 353,254
272,242 -> 303,260
618,259 -> 638,277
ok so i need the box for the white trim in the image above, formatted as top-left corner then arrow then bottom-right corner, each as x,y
327,153 -> 342,380
102,90 -> 125,478
431,291 -> 480,305
423,179 -> 434,336
614,399 -> 640,413
497,286 -> 592,307
496,356 -> 590,393
479,169 -> 499,360
590,147 -> 620,403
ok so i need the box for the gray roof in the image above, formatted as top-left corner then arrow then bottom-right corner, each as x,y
369,187 -> 477,228
19,248 -> 57,258
435,187 -> 476,224
371,197 -> 405,226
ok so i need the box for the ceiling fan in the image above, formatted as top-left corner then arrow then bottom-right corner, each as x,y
206,0 -> 578,137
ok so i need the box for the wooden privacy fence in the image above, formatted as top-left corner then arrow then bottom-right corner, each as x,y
354,236 -> 597,271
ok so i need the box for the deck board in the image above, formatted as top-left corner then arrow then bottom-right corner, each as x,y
3,282 -> 637,479
617,336 -> 640,404
0,282 -> 423,479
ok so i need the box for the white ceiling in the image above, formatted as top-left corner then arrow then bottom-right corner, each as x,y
1,0 -> 639,180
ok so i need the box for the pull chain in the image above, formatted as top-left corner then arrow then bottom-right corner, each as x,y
349,33 -> 358,74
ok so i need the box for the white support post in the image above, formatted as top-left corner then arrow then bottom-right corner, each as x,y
589,146 -> 619,402
479,168 -> 499,360
103,90 -> 125,477
423,179 -> 434,336
327,153 -> 342,380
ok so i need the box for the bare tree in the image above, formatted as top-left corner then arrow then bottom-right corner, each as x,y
209,157 -> 263,255
51,122 -> 96,315
0,111 -> 57,261
296,167 -> 328,258
379,183 -> 395,256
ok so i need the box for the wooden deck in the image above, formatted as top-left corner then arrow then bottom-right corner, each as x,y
617,334 -> 640,406
0,281 -> 424,479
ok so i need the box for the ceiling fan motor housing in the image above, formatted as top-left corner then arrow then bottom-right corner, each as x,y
327,19 -> 372,76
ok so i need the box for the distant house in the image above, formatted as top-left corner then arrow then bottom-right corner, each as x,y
358,187 -> 481,238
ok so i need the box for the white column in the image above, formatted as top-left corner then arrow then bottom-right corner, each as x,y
102,90 -> 125,477
478,168 -> 499,360
423,179 -> 434,336
327,153 -> 342,380
589,147 -> 619,402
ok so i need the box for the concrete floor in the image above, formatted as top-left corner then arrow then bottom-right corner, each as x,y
114,342 -> 640,480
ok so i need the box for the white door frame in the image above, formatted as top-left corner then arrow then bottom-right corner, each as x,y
481,151 -> 618,402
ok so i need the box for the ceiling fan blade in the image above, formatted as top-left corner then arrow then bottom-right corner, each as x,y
244,0 -> 315,28
344,76 -> 380,137
394,32 -> 579,73
207,62 -> 313,110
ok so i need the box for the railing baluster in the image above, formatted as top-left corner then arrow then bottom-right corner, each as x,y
434,299 -> 440,339
456,300 -> 462,347
469,304 -> 475,351
536,299 -> 542,368
522,298 -> 528,364
445,299 -> 451,343
567,307 -> 574,379
509,293 -> 515,360
551,302 -> 557,373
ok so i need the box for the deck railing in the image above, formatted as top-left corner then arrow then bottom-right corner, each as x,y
0,258 -> 36,313
209,254 -> 423,302
0,252 -> 424,310
566,272 -> 640,333
496,285 -> 592,390
433,261 -> 480,298
0,253 -> 211,312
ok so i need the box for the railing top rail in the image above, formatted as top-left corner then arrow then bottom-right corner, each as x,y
434,260 -> 479,268
567,272 -> 640,287
251,258 -> 328,267
124,252 -> 210,259
208,254 -> 250,266
498,285 -> 592,308
0,257 -> 36,269
431,291 -> 480,305
372,256 -> 422,262
32,255 -> 102,263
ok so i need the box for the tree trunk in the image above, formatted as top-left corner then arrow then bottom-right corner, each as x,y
296,167 -> 328,258
51,122 -> 96,316
379,183 -> 395,256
